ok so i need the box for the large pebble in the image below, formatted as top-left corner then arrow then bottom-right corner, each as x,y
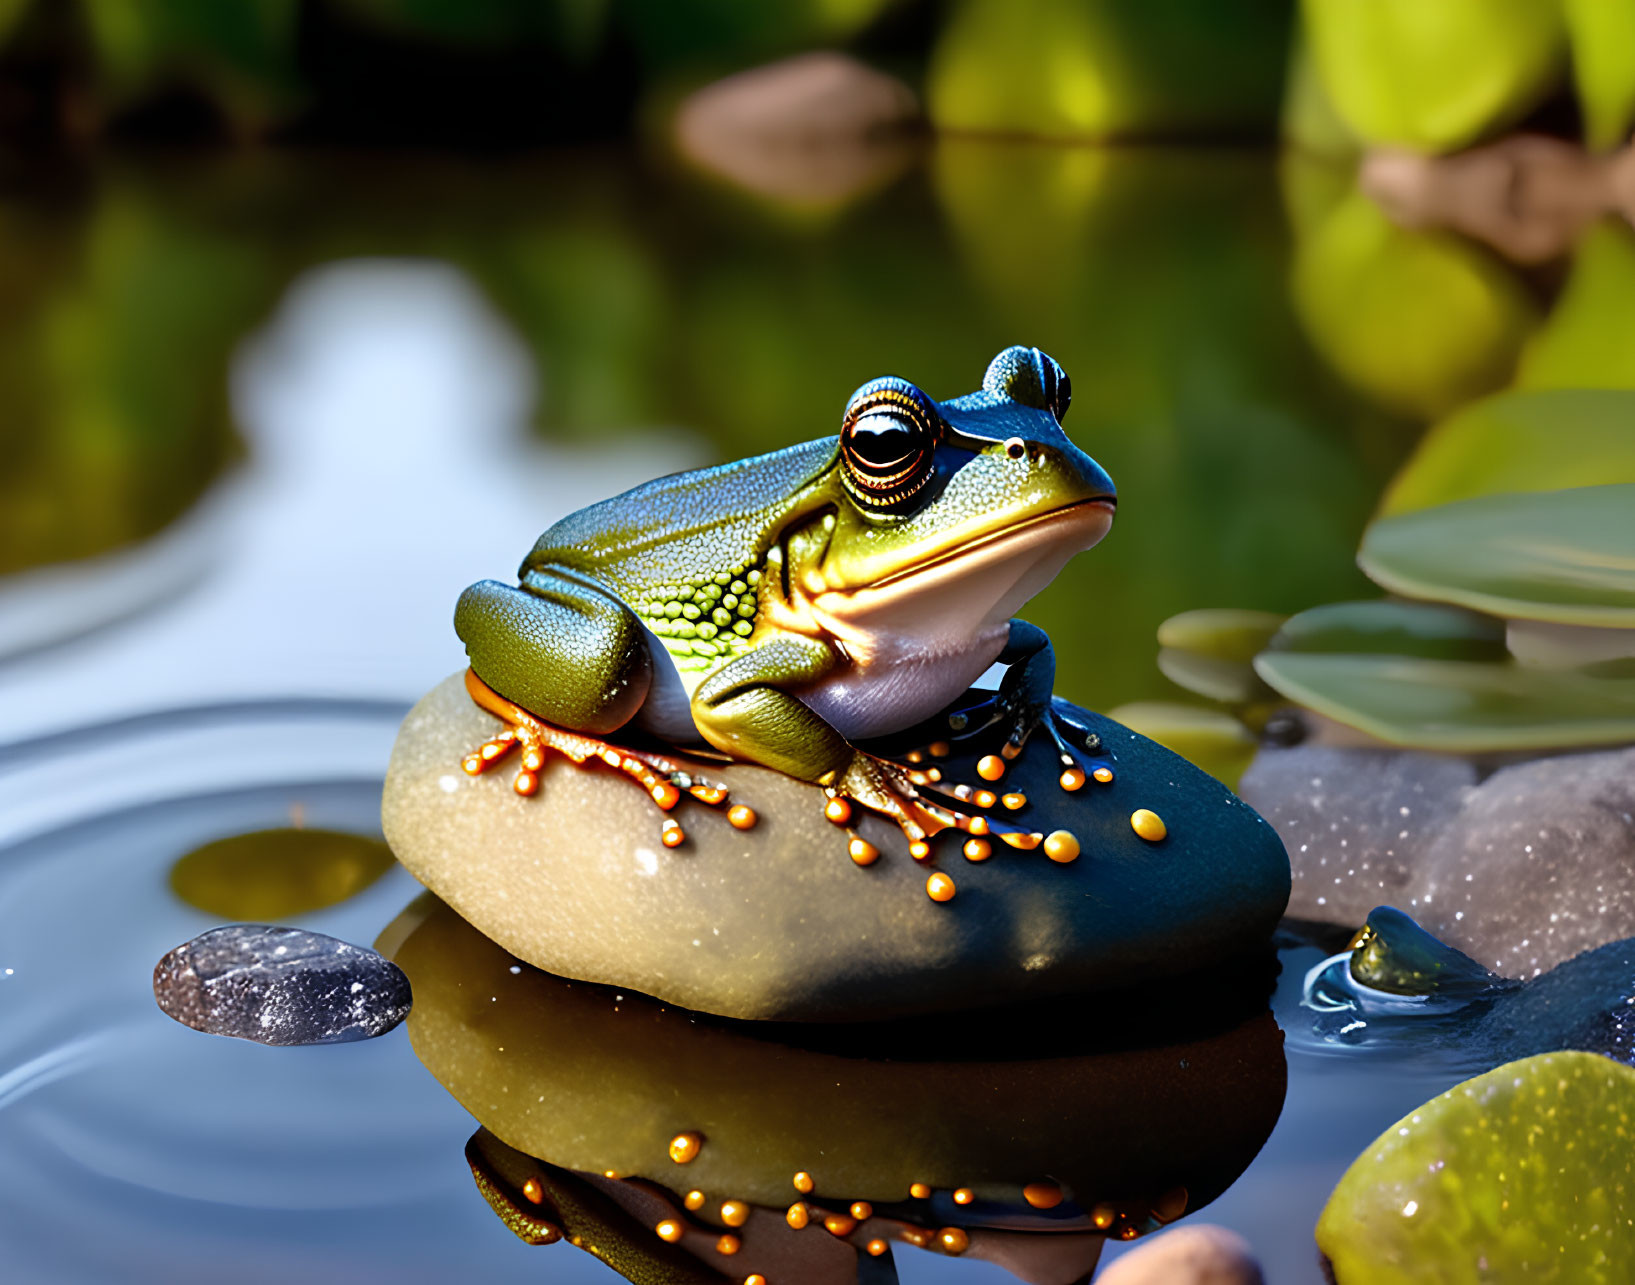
381,672 -> 1289,1022
1242,744 -> 1635,976
1100,1225 -> 1264,1285
153,924 -> 412,1045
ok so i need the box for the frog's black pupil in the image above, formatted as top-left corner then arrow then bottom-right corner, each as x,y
847,413 -> 916,468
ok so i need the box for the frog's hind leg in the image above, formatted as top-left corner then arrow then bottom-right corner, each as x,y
460,670 -> 743,845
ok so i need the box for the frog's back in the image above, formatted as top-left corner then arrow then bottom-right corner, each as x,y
526,438 -> 835,597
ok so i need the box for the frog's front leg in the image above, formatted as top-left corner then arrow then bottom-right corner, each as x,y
931,619 -> 1117,793
689,635 -> 1038,854
454,575 -> 742,842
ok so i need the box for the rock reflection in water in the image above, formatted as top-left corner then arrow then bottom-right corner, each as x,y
382,896 -> 1285,1285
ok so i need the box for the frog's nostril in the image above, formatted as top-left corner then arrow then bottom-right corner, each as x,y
1003,437 -> 1027,459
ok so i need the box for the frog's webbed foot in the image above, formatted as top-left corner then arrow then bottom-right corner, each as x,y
911,694 -> 1117,795
459,669 -> 752,848
825,751 -> 1043,863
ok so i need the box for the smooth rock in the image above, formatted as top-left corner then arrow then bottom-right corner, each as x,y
1099,1225 -> 1264,1285
381,672 -> 1290,1022
153,924 -> 412,1045
1238,745 -> 1476,926
1243,743 -> 1635,977
1473,935 -> 1635,1064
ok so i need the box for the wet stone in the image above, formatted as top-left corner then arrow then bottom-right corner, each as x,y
1243,743 -> 1635,977
1237,745 -> 1477,926
153,924 -> 412,1045
381,673 -> 1289,1022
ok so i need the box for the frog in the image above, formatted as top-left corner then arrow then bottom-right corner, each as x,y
454,345 -> 1117,856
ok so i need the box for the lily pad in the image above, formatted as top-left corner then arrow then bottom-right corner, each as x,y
1155,650 -> 1274,707
1360,485 -> 1635,627
168,828 -> 395,920
1316,1051 -> 1635,1283
1266,600 -> 1507,661
1565,0 -> 1635,151
1252,652 -> 1635,752
1301,0 -> 1567,152
1157,609 -> 1287,664
1105,702 -> 1257,789
1378,388 -> 1635,518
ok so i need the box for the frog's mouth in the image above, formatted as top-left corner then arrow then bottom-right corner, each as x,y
813,496 -> 1115,637
869,497 -> 1115,592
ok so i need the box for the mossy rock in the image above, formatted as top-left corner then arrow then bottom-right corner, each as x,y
1317,1051 -> 1635,1283
1360,485 -> 1635,628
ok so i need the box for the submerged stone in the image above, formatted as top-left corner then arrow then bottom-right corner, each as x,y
153,924 -> 412,1045
381,673 -> 1289,1022
168,827 -> 395,920
1244,743 -> 1635,977
1316,1052 -> 1635,1283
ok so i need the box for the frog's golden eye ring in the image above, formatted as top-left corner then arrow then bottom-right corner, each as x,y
839,378 -> 943,512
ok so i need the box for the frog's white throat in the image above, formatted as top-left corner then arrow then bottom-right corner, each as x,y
796,502 -> 1112,739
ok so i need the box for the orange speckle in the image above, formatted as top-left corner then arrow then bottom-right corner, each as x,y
1001,793 -> 1026,810
926,872 -> 956,902
1091,1204 -> 1116,1229
685,1190 -> 706,1211
522,1178 -> 545,1204
655,1219 -> 684,1244
669,1132 -> 704,1164
973,790 -> 998,809
901,1227 -> 930,1248
938,1227 -> 970,1254
1043,830 -> 1080,863
906,749 -> 924,763
787,1202 -> 811,1229
963,838 -> 991,862
909,840 -> 931,860
968,815 -> 990,835
824,797 -> 852,825
652,782 -> 681,810
1059,768 -> 1086,792
745,1276 -> 768,1285
953,1188 -> 974,1205
514,771 -> 538,796
929,741 -> 950,757
1130,809 -> 1167,842
1093,766 -> 1114,784
999,832 -> 1041,850
824,1214 -> 857,1237
1000,741 -> 1022,760
849,837 -> 880,866
661,820 -> 685,849
716,1234 -> 741,1255
850,1201 -> 872,1221
727,805 -> 757,830
867,1238 -> 888,1256
909,1182 -> 931,1199
792,1171 -> 814,1194
1023,1182 -> 1063,1210
976,755 -> 1005,781
1119,1224 -> 1140,1240
720,1201 -> 749,1228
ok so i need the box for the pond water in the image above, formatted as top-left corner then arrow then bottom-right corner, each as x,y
0,141 -> 1596,1282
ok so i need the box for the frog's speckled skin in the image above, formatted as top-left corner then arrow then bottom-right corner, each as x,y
455,347 -> 1116,835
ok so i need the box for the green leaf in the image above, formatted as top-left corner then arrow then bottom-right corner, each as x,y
1381,388 -> 1635,518
1267,600 -> 1507,661
1253,651 -> 1635,751
1317,1051 -> 1635,1284
1157,608 -> 1288,664
1290,189 -> 1537,421
1301,0 -> 1567,152
1516,222 -> 1635,390
1361,485 -> 1635,627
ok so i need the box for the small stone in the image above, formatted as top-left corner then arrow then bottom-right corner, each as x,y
1245,743 -> 1635,976
1098,1225 -> 1264,1285
153,924 -> 412,1045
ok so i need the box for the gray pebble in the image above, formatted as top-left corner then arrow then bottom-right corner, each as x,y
1243,744 -> 1635,977
153,924 -> 412,1045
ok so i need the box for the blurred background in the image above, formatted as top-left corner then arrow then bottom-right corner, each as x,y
3,2 -> 1635,1281
12,0 -> 1634,738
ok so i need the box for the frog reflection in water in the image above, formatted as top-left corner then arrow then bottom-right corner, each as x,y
455,347 -> 1117,856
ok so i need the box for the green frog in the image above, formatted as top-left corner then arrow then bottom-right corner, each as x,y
455,346 -> 1116,855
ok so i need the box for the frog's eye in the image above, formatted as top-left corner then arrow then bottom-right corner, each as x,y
839,377 -> 943,512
